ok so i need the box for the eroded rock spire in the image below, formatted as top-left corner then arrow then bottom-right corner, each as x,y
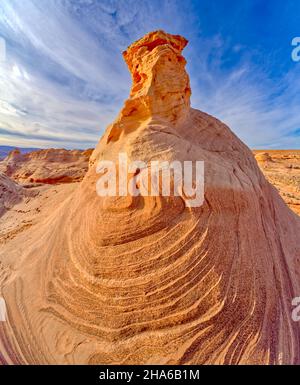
107,31 -> 191,142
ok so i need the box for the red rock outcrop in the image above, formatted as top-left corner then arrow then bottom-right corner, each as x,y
0,173 -> 32,217
104,31 -> 191,144
254,150 -> 300,215
0,148 -> 93,185
0,31 -> 300,365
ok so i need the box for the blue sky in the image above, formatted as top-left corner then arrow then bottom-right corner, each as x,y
0,0 -> 299,149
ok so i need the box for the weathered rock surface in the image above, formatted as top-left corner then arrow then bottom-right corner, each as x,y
0,148 -> 93,185
254,150 -> 300,215
0,31 -> 300,365
255,152 -> 273,163
0,173 -> 33,217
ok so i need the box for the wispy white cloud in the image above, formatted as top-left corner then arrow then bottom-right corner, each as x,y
0,0 -> 133,148
189,35 -> 300,149
0,0 -> 299,149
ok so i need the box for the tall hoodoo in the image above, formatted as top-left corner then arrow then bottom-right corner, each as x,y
107,31 -> 191,143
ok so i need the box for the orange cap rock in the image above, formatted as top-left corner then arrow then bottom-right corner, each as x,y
107,31 -> 191,143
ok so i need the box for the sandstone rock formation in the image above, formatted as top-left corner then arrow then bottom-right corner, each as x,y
254,150 -> 300,216
0,173 -> 32,217
0,148 -> 93,185
0,31 -> 300,365
255,152 -> 273,163
0,146 -> 39,161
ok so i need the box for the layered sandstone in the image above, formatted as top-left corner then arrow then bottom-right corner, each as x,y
254,150 -> 300,215
0,148 -> 93,185
0,31 -> 300,365
103,31 -> 191,145
0,173 -> 32,217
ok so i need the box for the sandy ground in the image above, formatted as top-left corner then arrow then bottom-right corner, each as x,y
254,150 -> 300,215
0,183 -> 78,245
